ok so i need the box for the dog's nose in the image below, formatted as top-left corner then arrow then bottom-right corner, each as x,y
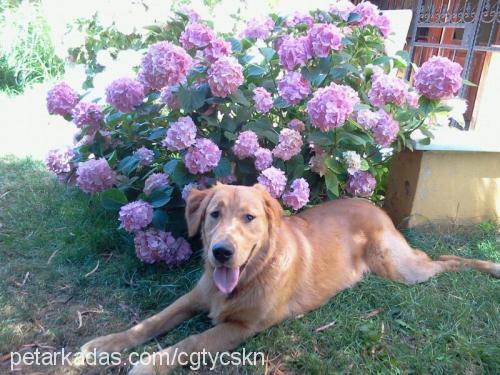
212,244 -> 233,263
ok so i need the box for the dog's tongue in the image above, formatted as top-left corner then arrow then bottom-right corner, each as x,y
213,266 -> 240,294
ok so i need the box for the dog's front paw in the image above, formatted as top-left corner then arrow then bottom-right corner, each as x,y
81,332 -> 130,355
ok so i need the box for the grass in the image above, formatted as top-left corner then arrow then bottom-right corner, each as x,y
0,155 -> 498,374
0,1 -> 64,95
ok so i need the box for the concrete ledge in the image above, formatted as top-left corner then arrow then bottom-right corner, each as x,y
384,149 -> 500,227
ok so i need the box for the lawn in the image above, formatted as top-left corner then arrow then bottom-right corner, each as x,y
0,156 -> 498,374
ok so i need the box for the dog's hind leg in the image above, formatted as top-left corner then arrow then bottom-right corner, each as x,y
365,230 -> 480,285
81,286 -> 206,355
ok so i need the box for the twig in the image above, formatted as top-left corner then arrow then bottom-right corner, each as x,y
47,249 -> 59,264
84,261 -> 100,277
361,307 -> 384,320
315,320 -> 336,332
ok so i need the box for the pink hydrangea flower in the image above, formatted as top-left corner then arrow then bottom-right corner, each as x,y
184,138 -> 222,174
254,148 -> 273,171
160,86 -> 180,110
203,38 -> 232,63
161,116 -> 197,151
134,229 -> 192,265
71,102 -> 103,128
406,91 -> 420,108
278,72 -> 311,105
138,42 -> 193,90
180,22 -> 215,50
282,178 -> 310,210
346,171 -> 376,197
133,147 -> 155,166
232,130 -> 260,159
105,78 -> 145,112
368,72 -> 409,107
119,200 -> 153,232
307,23 -> 343,58
46,82 -> 78,116
207,56 -> 244,98
181,182 -> 200,201
287,119 -> 305,132
329,0 -> 355,21
253,87 -> 273,113
353,1 -> 379,26
76,158 -> 117,193
374,14 -> 391,38
414,56 -> 463,100
179,5 -> 200,22
45,147 -> 74,175
278,36 -> 312,71
144,173 -> 169,195
272,128 -> 303,161
257,167 -> 287,198
240,16 -> 274,39
307,82 -> 360,131
355,108 -> 379,130
372,109 -> 399,147
284,12 -> 314,28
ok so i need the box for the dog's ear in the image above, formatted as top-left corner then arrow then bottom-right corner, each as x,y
185,188 -> 214,237
254,184 -> 283,228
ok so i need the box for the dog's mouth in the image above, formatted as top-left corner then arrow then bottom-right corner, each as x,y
213,244 -> 256,294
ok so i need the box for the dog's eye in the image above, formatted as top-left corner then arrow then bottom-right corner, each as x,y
245,214 -> 255,222
210,211 -> 220,219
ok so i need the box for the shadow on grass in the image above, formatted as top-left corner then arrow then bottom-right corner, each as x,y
0,156 -> 498,374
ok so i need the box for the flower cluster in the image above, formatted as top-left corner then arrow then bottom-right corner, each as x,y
76,159 -> 117,193
180,22 -> 215,50
134,229 -> 192,265
343,151 -> 362,175
160,86 -> 180,109
105,78 -> 145,112
329,0 -> 355,21
287,119 -> 306,132
285,12 -> 314,28
282,178 -> 310,210
45,147 -> 74,175
278,36 -> 311,71
241,17 -> 274,39
46,82 -> 78,116
307,23 -> 343,58
233,131 -> 259,159
71,102 -> 103,128
253,87 -> 273,113
346,171 -> 376,197
207,56 -> 244,98
184,138 -> 222,174
254,148 -> 273,171
203,38 -> 232,63
257,167 -> 287,198
278,72 -> 311,105
119,200 -> 153,232
138,42 -> 193,90
162,116 -> 197,151
307,82 -> 359,130
368,72 -> 410,107
134,147 -> 155,166
143,173 -> 169,195
273,128 -> 303,161
414,56 -> 463,100
372,110 -> 399,147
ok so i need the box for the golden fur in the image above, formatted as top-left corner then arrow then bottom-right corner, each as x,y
82,183 -> 499,374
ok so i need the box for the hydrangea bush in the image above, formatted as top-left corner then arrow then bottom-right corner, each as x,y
45,2 -> 464,267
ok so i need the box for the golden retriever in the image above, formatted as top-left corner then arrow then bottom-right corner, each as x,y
82,183 -> 499,374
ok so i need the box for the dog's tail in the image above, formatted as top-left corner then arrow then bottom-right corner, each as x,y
438,255 -> 500,278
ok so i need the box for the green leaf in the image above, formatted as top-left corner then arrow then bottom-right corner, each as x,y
221,116 -> 238,132
308,131 -> 333,146
418,137 -> 431,145
273,97 -> 289,109
262,130 -> 279,144
347,12 -> 361,23
177,84 -> 209,112
360,159 -> 370,171
260,47 -> 276,62
228,37 -> 241,52
325,170 -> 339,197
107,150 -> 118,167
396,50 -> 411,64
143,25 -> 162,33
100,188 -> 128,210
372,56 -> 391,66
152,210 -> 169,230
214,157 -> 232,177
147,127 -> 166,140
325,158 -> 343,174
245,64 -> 268,77
164,159 -> 179,175
171,160 -> 193,187
229,89 -> 251,107
118,156 -> 140,176
146,185 -> 173,208
302,66 -> 327,87
462,79 -> 477,87
286,154 -> 305,179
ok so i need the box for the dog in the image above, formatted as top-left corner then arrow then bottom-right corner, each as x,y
81,183 -> 499,374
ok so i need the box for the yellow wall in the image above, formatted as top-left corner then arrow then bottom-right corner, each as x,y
385,151 -> 500,227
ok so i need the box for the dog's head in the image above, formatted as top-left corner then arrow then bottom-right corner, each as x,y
185,183 -> 282,294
